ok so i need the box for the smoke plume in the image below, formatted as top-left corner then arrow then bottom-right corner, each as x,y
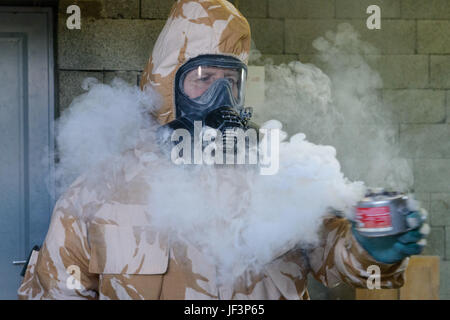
253,23 -> 413,191
52,23 -> 412,283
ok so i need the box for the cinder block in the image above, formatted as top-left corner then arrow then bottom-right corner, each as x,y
258,54 -> 299,65
103,71 -> 140,86
141,0 -> 175,19
103,0 -> 139,19
268,0 -> 334,18
431,56 -> 450,89
348,20 -> 415,54
60,0 -> 139,20
323,124 -> 404,188
430,194 -> 450,227
297,54 -> 315,65
58,71 -> 104,114
440,260 -> 450,299
414,192 -> 431,213
337,155 -> 413,191
58,17 -> 165,70
402,0 -> 450,19
248,19 -> 284,54
336,0 -> 400,18
329,125 -> 399,157
285,19 -> 338,54
447,91 -> 450,123
59,0 -> 139,19
367,55 -> 429,89
422,227 -> 445,257
418,21 -> 450,54
446,227 -> 450,259
383,90 -> 446,124
414,159 -> 450,193
230,0 -> 267,18
59,0 -> 104,19
399,124 -> 450,158
285,20 -> 415,54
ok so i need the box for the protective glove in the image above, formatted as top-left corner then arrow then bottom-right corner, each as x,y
352,209 -> 430,264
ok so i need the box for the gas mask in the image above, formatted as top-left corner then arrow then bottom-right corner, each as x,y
158,54 -> 259,160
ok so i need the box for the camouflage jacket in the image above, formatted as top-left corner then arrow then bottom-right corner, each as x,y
18,0 -> 408,299
18,146 -> 408,300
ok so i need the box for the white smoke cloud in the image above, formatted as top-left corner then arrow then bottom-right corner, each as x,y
253,23 -> 413,191
146,124 -> 364,284
52,75 -> 365,283
53,77 -> 161,197
52,23 -> 414,284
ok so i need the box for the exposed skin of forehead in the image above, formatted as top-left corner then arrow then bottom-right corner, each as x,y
198,67 -> 240,77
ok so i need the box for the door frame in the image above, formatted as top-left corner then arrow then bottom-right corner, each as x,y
0,6 -> 56,248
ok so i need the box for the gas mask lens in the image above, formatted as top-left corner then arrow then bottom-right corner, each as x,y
181,65 -> 247,106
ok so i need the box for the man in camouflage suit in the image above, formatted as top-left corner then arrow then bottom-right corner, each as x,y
18,0 -> 426,300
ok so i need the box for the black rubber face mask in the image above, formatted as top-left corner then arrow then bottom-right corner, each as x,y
158,54 -> 259,156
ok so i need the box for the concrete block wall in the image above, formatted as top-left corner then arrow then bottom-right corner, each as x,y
57,0 -> 174,113
241,0 -> 450,300
57,0 -> 450,299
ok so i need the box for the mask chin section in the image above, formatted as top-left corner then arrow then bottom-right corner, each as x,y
158,106 -> 260,166
204,106 -> 259,165
205,106 -> 245,160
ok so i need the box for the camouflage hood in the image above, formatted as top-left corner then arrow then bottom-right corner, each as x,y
140,0 -> 251,125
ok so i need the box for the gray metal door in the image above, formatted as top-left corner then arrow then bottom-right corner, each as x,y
0,7 -> 54,299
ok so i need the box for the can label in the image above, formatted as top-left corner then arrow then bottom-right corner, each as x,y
356,206 -> 393,232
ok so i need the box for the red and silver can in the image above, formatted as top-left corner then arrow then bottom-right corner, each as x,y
353,190 -> 413,237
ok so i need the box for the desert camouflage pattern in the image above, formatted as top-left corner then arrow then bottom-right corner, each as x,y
18,134 -> 408,300
18,0 -> 408,300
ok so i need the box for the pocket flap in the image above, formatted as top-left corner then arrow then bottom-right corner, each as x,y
88,224 -> 169,275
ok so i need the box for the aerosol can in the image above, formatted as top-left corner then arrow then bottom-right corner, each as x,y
352,189 -> 414,237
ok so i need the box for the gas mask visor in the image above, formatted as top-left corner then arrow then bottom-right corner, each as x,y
175,54 -> 248,119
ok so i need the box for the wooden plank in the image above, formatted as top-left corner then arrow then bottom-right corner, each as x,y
355,256 -> 440,300
399,256 -> 440,300
356,288 -> 399,300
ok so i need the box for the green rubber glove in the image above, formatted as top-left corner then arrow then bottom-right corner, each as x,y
352,209 -> 430,264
